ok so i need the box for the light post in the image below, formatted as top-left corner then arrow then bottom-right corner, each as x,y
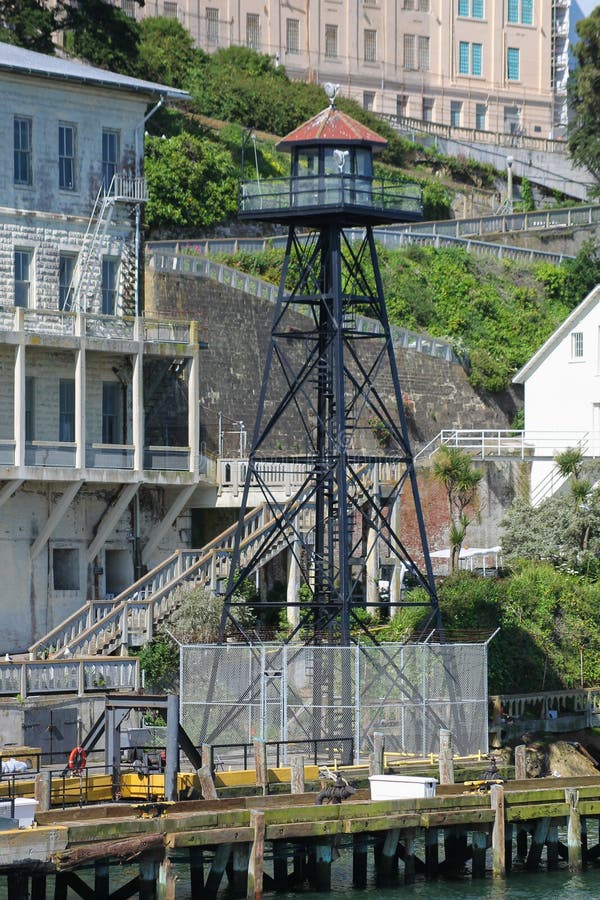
506,155 -> 514,215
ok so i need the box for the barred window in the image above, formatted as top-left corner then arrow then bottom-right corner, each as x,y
325,24 -> 338,58
403,33 -> 415,69
14,249 -> 32,308
286,18 -> 299,54
509,0 -> 532,24
14,117 -> 32,186
206,8 -> 219,43
121,0 -> 135,15
450,101 -> 462,127
163,1 -> 178,18
364,29 -> 377,63
418,0 -> 430,9
396,95 -> 408,118
571,332 -> 584,360
246,13 -> 260,50
363,91 -> 375,111
418,35 -> 429,71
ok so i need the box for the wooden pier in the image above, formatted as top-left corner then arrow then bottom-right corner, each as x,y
3,775 -> 600,898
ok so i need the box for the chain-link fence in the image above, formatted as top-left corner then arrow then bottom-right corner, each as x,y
180,642 -> 488,766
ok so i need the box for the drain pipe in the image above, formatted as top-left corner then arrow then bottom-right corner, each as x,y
134,97 -> 164,317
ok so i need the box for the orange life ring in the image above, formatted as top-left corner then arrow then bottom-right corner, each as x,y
68,746 -> 87,774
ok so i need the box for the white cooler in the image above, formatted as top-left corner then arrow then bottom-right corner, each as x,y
0,797 -> 39,827
369,774 -> 437,800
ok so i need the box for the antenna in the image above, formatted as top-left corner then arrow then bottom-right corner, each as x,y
324,82 -> 340,106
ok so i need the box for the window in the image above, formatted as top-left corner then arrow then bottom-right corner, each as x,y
59,253 -> 76,311
121,0 -> 135,16
163,1 -> 178,18
475,103 -> 487,130
25,377 -> 34,442
14,250 -> 32,308
246,13 -> 260,50
286,18 -> 299,54
422,98 -> 434,122
508,0 -> 532,25
418,36 -> 429,71
507,47 -> 520,81
403,0 -> 430,8
101,258 -> 118,315
458,0 -> 483,16
59,124 -> 76,190
14,117 -> 32,186
102,383 -> 122,444
571,332 -> 584,360
403,34 -> 415,69
59,379 -> 75,443
396,95 -> 408,118
53,548 -> 79,591
460,41 -> 482,75
206,8 -> 219,43
325,24 -> 338,58
364,29 -> 377,63
450,101 -> 462,128
363,92 -> 375,111
102,130 -> 119,191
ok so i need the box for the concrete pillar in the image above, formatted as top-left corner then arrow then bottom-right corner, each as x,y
75,330 -> 86,469
133,318 -> 144,474
165,692 -> 179,802
366,524 -> 379,608
14,339 -> 26,468
286,538 -> 302,628
389,495 -> 402,611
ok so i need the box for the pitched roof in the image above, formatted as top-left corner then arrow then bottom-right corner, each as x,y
277,106 -> 387,149
0,44 -> 190,101
513,283 -> 600,383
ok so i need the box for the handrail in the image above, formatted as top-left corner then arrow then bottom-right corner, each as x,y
0,657 -> 139,698
415,429 -> 591,461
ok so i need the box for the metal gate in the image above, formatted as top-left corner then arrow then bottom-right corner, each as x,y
23,705 -> 78,763
180,641 -> 488,764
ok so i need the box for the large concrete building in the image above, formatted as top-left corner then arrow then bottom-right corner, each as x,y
0,46 -> 208,650
128,0 -> 590,139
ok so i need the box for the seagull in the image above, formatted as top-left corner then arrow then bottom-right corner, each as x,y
4,653 -> 12,662
63,647 -> 72,657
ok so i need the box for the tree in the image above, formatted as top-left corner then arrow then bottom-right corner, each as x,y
431,446 -> 482,571
62,0 -> 141,75
144,132 -> 238,232
0,0 -> 56,53
136,17 -> 205,89
568,7 -> 600,185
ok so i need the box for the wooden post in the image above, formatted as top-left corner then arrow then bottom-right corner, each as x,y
201,744 -> 212,769
253,739 -> 268,796
516,826 -> 528,860
31,874 -> 46,900
526,817 -> 549,871
34,770 -> 52,812
372,731 -> 385,775
547,822 -> 559,870
472,830 -> 488,878
352,834 -> 368,888
139,861 -> 158,900
247,809 -> 265,900
314,842 -> 332,892
290,754 -> 305,794
7,872 -> 28,899
425,828 -> 439,877
490,783 -> 506,877
443,827 -> 461,876
403,828 -> 416,885
189,847 -> 204,896
54,873 -> 68,900
205,844 -> 231,899
505,822 -> 514,874
231,843 -> 250,898
566,787 -> 582,874
514,744 -> 527,780
376,828 -> 400,885
438,728 -> 454,785
94,860 -> 110,899
158,855 -> 177,900
197,765 -> 218,800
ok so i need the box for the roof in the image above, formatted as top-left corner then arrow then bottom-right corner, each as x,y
513,283 -> 600,384
277,105 -> 388,150
0,44 -> 190,102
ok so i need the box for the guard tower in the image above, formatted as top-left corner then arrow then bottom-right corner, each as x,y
221,93 -> 440,645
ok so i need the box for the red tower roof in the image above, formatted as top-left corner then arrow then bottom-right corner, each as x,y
277,106 -> 388,150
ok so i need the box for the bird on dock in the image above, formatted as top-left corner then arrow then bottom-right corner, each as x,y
316,766 -> 357,805
482,755 -> 504,783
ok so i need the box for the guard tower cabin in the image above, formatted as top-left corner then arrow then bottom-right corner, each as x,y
239,103 -> 423,227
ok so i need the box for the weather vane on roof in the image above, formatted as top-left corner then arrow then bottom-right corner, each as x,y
324,83 -> 340,107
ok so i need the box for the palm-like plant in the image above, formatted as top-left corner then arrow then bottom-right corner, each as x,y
432,446 -> 482,572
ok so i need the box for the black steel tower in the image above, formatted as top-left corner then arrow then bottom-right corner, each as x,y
220,98 -> 441,645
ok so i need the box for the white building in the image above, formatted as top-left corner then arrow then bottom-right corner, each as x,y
513,284 -> 600,503
0,46 -> 209,650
